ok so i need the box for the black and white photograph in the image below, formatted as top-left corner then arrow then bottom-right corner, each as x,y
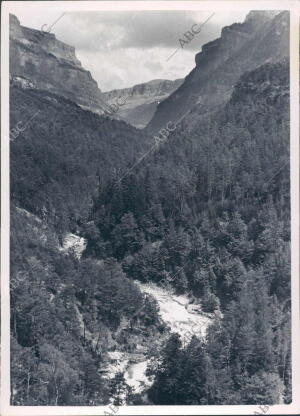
1,1 -> 300,415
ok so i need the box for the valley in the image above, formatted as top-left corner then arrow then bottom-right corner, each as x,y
9,9 -> 291,407
64,233 -> 213,396
101,279 -> 214,396
102,78 -> 183,128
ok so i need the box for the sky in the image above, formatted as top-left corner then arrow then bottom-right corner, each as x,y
11,7 -> 249,91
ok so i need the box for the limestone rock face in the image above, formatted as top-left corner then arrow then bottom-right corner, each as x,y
102,79 -> 183,128
146,11 -> 289,134
9,14 -> 107,114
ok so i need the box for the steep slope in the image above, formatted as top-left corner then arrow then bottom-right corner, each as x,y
10,203 -> 165,405
9,16 -> 164,403
146,10 -> 289,134
9,14 -> 108,115
10,9 -> 291,406
10,85 -> 149,232
102,78 -> 183,128
89,60 -> 291,405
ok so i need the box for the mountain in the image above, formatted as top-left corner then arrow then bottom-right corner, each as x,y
89,59 -> 291,405
9,10 -> 291,407
102,78 -> 183,128
9,13 -> 182,126
10,85 -> 149,232
9,14 -> 153,232
9,14 -> 163,407
146,10 -> 289,134
9,14 -> 108,115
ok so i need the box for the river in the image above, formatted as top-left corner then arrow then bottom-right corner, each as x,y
123,280 -> 214,393
62,235 -> 214,396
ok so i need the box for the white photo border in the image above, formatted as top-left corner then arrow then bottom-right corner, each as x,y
1,1 -> 299,415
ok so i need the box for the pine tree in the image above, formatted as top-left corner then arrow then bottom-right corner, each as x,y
112,212 -> 144,259
148,334 -> 183,404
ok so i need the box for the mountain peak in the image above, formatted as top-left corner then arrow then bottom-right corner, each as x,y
146,10 -> 289,134
245,10 -> 281,23
9,14 -> 108,114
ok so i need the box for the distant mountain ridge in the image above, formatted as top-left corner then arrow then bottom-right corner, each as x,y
146,10 -> 289,134
9,14 -> 108,115
102,78 -> 183,128
103,79 -> 183,100
9,14 -> 183,127
9,8 -> 291,407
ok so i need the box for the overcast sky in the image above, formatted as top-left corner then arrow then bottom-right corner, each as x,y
11,8 -> 249,91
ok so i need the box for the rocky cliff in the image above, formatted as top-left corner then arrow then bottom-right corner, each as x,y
102,78 -> 183,128
9,14 -> 108,114
146,10 -> 289,134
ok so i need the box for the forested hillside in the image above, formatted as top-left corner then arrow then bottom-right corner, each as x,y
10,86 -> 149,233
10,85 -> 164,405
10,10 -> 291,407
147,11 -> 289,134
11,205 -> 164,405
86,60 -> 291,404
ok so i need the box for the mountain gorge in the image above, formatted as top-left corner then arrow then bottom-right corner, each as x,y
146,10 -> 289,134
10,85 -> 149,231
102,78 -> 183,128
9,10 -> 291,407
10,14 -> 108,115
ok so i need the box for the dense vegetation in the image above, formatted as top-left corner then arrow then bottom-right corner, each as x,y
10,88 -> 162,405
11,206 -> 163,405
87,61 -> 291,404
11,60 -> 291,405
10,87 -> 148,233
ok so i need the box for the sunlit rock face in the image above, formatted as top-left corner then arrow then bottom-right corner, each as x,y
146,11 -> 289,134
9,14 -> 107,114
102,78 -> 183,128
100,280 -> 214,395
135,281 -> 213,342
61,233 -> 87,259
